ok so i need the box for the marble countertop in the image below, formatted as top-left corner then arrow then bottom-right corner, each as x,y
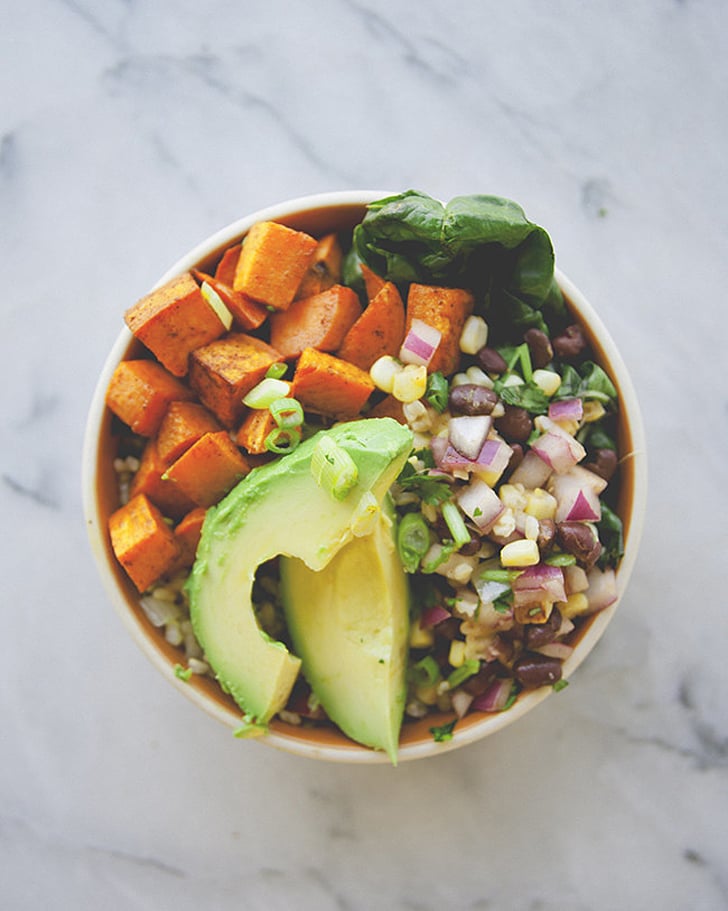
2,2 -> 727,908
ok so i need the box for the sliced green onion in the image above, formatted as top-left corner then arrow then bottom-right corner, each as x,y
553,679 -> 569,692
441,501 -> 471,550
447,659 -> 480,689
421,541 -> 455,574
545,552 -> 577,567
479,567 -> 519,584
409,655 -> 441,686
425,371 -> 449,413
200,281 -> 233,330
264,426 -> 301,454
243,377 -> 291,409
269,396 -> 304,429
397,512 -> 430,573
310,435 -> 359,500
518,343 -> 534,383
265,362 -> 288,380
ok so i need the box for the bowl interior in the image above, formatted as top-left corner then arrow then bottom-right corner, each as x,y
83,193 -> 647,764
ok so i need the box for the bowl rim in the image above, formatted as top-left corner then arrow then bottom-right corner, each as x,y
82,190 -> 648,764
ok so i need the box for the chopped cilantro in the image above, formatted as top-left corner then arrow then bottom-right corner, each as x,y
447,659 -> 480,689
425,371 -> 449,412
553,679 -> 570,692
174,664 -> 193,682
429,719 -> 457,742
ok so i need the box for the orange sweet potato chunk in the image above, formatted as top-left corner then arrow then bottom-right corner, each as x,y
129,437 -> 197,520
156,401 -> 222,466
214,244 -> 241,286
292,347 -> 375,418
124,272 -> 227,377
360,262 -> 387,303
108,493 -> 180,592
234,407 -> 278,455
269,285 -> 362,360
171,506 -> 208,570
191,270 -> 268,331
405,283 -> 474,375
164,431 -> 251,508
233,221 -> 318,311
189,333 -> 282,428
337,281 -> 405,371
295,233 -> 343,300
105,359 -> 194,437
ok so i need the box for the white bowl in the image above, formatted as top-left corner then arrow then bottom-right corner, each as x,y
82,191 -> 647,763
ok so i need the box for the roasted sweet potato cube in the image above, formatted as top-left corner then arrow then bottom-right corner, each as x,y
191,271 -> 268,331
366,394 -> 407,424
295,233 -> 344,299
105,359 -> 194,436
337,281 -> 406,371
214,244 -> 241,286
156,401 -> 222,466
233,221 -> 318,310
234,407 -> 278,455
108,493 -> 180,592
129,437 -> 197,520
189,333 -> 282,427
360,262 -> 387,303
269,285 -> 362,360
292,348 -> 375,418
405,283 -> 474,375
124,272 -> 228,376
171,506 -> 208,570
164,431 -> 251,508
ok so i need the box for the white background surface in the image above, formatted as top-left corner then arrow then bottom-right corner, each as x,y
2,2 -> 727,908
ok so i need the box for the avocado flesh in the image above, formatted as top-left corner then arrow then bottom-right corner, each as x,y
187,417 -> 413,726
280,498 -> 409,763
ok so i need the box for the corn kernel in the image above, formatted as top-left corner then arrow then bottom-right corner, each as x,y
499,483 -> 527,511
403,399 -> 432,432
451,372 -> 470,387
502,374 -> 524,388
409,620 -> 435,649
583,400 -> 606,422
525,488 -> 558,520
524,515 -> 540,541
448,639 -> 466,668
491,508 -> 516,538
416,683 -> 439,705
558,592 -> 589,618
392,363 -> 427,403
500,538 -> 540,567
369,355 -> 402,393
459,315 -> 489,354
532,368 -> 561,397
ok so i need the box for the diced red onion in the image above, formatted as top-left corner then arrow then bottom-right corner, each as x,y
420,603 -> 452,628
567,464 -> 608,495
532,431 -> 585,474
548,397 -> 584,423
476,438 -> 512,476
512,564 -> 566,607
585,566 -> 618,612
451,689 -> 474,719
439,444 -> 478,473
551,470 -> 602,523
471,678 -> 514,712
449,415 -> 492,460
534,641 -> 574,660
399,318 -> 442,367
508,450 -> 552,489
457,479 -> 504,531
430,434 -> 449,465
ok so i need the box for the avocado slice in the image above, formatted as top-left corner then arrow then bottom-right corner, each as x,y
187,417 -> 413,727
280,496 -> 410,763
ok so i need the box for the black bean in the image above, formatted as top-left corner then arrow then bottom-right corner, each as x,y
524,607 -> 563,649
552,323 -> 587,360
458,530 -> 482,556
537,518 -> 556,554
555,521 -> 602,568
448,383 -> 499,416
495,405 -> 532,443
514,652 -> 563,688
476,346 -> 508,374
463,661 -> 499,695
524,328 -> 553,369
584,448 -> 618,482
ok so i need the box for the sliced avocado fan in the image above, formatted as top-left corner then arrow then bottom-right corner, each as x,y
186,417 -> 413,734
